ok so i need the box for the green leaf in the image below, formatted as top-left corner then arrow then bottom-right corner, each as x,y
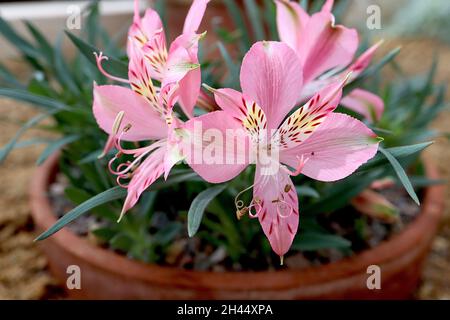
346,47 -> 401,94
217,41 -> 239,88
299,0 -> 309,11
292,232 -> 351,251
109,233 -> 133,252
12,138 -> 50,149
379,147 -> 420,205
54,34 -> 81,94
0,112 -> 55,164
0,62 -> 24,88
303,170 -> 383,215
0,17 -> 41,59
91,227 -> 117,242
0,88 -> 72,111
65,186 -> 117,221
408,176 -> 445,188
188,184 -> 227,237
223,0 -> 251,50
36,134 -> 80,165
263,0 -> 278,40
24,21 -> 54,62
296,186 -> 320,198
244,0 -> 265,41
153,222 -> 182,245
362,142 -> 433,170
34,186 -> 127,241
65,31 -> 128,79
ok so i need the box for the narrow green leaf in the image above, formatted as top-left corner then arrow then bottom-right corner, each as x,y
379,147 -> 420,205
303,170 -> 383,214
54,34 -> 81,93
84,1 -> 100,45
153,222 -> 182,245
362,141 -> 433,169
188,184 -> 227,237
223,0 -> 251,50
34,186 -> 127,241
36,134 -> 80,165
0,17 -> 41,58
0,88 -> 72,111
296,186 -> 320,198
360,47 -> 401,81
299,0 -> 308,11
263,0 -> 278,40
346,47 -> 401,94
65,31 -> 128,79
0,62 -> 25,88
0,112 -> 55,163
292,232 -> 351,251
217,41 -> 239,88
65,186 -> 117,221
24,21 -> 54,62
12,138 -> 50,149
244,0 -> 265,41
408,176 -> 445,188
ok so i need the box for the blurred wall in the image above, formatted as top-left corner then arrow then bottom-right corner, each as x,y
343,0 -> 450,43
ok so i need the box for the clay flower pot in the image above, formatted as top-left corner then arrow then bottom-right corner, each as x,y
30,153 -> 445,299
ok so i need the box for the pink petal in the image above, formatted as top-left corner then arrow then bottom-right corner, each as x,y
253,167 -> 299,257
183,0 -> 210,34
299,11 -> 358,83
209,87 -> 268,142
347,40 -> 384,80
275,0 -> 309,53
127,3 -> 166,58
276,75 -> 348,150
240,41 -> 303,129
280,113 -> 380,181
184,111 -> 250,183
164,118 -> 187,179
128,41 -> 167,116
177,68 -> 201,117
121,146 -> 166,215
166,33 -> 203,117
341,89 -> 384,122
162,45 -> 199,95
162,34 -> 202,116
211,87 -> 246,119
93,84 -> 167,141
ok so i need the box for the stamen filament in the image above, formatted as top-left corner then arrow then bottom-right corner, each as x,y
94,52 -> 130,84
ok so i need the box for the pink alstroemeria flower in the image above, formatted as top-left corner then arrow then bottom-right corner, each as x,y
92,0 -> 209,221
97,0 -> 209,117
186,42 -> 381,260
275,0 -> 384,122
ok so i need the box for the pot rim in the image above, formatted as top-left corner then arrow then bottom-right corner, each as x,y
30,152 -> 445,291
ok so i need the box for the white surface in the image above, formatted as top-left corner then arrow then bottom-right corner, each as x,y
0,1 -> 149,20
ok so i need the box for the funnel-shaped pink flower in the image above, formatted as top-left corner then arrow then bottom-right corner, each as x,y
275,0 -> 384,122
93,0 -> 209,220
185,42 -> 380,258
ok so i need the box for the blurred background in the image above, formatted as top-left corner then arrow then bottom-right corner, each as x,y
0,0 -> 449,299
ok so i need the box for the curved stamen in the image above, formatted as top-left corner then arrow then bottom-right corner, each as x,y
114,125 -> 166,156
282,155 -> 309,176
94,52 -> 130,84
116,174 -> 131,188
275,199 -> 294,219
234,184 -> 255,220
247,198 -> 262,219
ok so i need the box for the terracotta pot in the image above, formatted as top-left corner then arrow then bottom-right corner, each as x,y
30,153 -> 445,299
